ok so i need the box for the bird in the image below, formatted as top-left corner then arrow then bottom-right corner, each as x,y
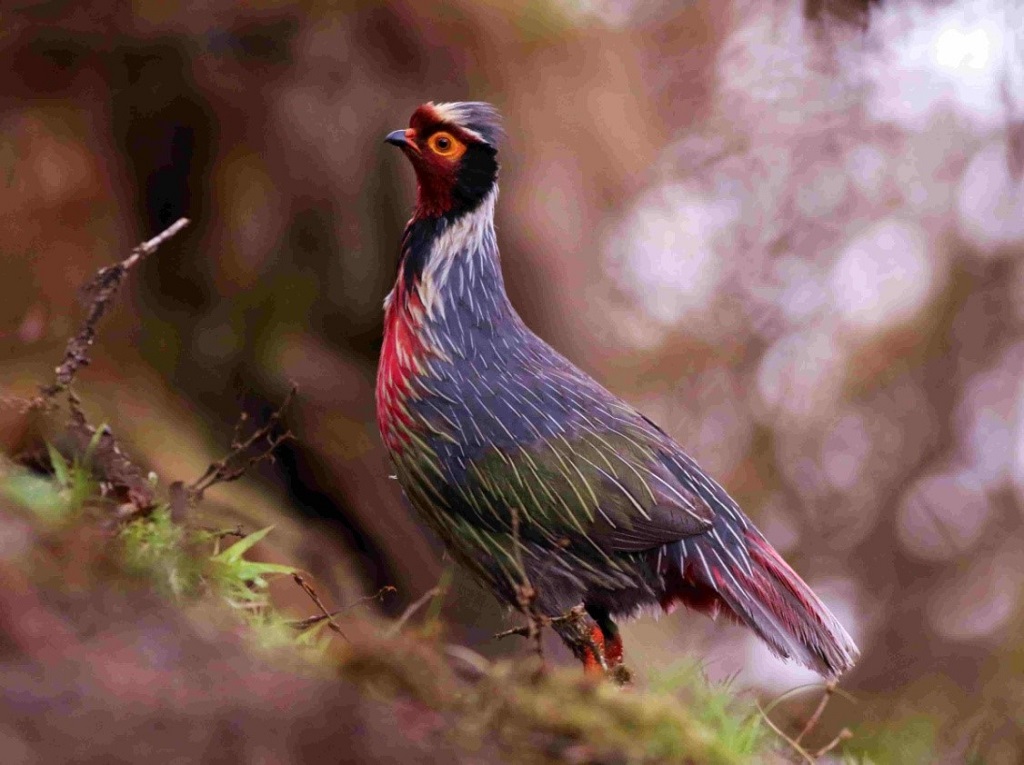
376,101 -> 858,679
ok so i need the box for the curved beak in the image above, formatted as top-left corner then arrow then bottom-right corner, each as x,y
384,129 -> 408,147
385,128 -> 420,155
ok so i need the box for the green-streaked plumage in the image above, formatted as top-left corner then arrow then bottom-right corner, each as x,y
377,101 -> 859,678
391,422 -> 717,597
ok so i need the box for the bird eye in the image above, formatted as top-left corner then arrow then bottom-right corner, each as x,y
428,132 -> 462,157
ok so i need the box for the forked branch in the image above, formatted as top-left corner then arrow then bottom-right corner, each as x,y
34,218 -> 191,407
187,385 -> 298,504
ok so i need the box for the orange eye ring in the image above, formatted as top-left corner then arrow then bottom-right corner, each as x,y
427,131 -> 465,159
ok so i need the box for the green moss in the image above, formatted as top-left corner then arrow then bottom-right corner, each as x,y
119,505 -> 202,597
457,663 -> 768,765
3,447 -> 97,524
651,661 -> 768,758
842,714 -> 938,764
334,635 -> 776,765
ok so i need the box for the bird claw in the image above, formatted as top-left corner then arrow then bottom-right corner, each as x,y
494,605 -> 632,685
551,606 -> 632,686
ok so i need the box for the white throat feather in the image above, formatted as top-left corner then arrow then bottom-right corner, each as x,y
418,188 -> 499,318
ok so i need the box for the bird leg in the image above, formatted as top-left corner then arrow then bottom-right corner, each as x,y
543,605 -> 603,668
554,605 -> 632,686
494,604 -> 633,685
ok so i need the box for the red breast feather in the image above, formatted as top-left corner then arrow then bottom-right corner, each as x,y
376,279 -> 428,451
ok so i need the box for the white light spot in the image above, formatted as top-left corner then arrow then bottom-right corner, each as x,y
692,367 -> 754,476
829,219 -> 935,336
957,352 -> 1024,489
796,164 -> 847,220
755,494 -> 801,557
821,412 -> 872,492
897,471 -> 990,562
956,141 -> 1024,255
1010,378 -> 1024,497
845,144 -> 889,198
928,548 -> 1022,641
867,3 -> 1013,130
754,328 -> 847,426
773,257 -> 828,326
933,27 -> 992,71
606,183 -> 738,333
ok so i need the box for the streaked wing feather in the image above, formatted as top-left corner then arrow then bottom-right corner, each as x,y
458,423 -> 714,553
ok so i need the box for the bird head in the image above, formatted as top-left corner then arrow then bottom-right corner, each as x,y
385,101 -> 501,220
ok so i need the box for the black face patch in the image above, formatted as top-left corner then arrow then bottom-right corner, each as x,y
400,216 -> 443,293
449,142 -> 498,217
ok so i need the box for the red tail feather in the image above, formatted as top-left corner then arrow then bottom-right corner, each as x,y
660,528 -> 858,677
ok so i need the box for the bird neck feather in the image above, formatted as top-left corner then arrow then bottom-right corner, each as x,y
378,188 -> 506,450
389,187 -> 502,318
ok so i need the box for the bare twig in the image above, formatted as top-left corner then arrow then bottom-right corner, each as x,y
795,681 -> 836,746
420,562 -> 453,632
493,604 -> 588,640
386,586 -> 442,638
199,524 -> 247,543
508,506 -> 545,664
33,218 -> 190,407
493,624 -> 534,640
343,585 -> 396,611
0,393 -> 34,414
500,513 -> 620,679
814,728 -> 853,758
291,573 -> 349,640
761,683 -> 830,716
289,612 -> 344,631
291,585 -> 395,631
187,384 -> 297,504
760,681 -> 854,763
18,219 -> 190,513
756,703 -> 816,765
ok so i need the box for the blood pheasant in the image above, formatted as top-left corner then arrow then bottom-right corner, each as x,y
376,102 -> 858,677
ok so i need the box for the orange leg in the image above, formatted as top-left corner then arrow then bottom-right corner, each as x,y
603,629 -> 624,667
579,611 -> 625,673
581,625 -> 608,674
554,606 -> 628,681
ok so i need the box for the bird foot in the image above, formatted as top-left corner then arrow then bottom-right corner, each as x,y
494,605 -> 633,685
554,606 -> 632,686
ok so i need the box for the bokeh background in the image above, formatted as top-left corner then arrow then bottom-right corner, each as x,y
2,0 -> 1024,759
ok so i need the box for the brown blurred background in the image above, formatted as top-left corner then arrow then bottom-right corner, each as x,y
2,0 -> 1023,760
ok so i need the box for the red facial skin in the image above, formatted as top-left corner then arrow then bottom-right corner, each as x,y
400,104 -> 474,220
